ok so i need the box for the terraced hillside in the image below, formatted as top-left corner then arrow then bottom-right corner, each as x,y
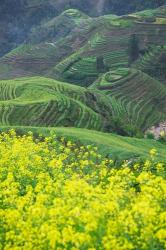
91,68 -> 166,135
27,9 -> 92,44
48,7 -> 166,85
0,73 -> 165,137
0,77 -> 114,130
134,45 -> 166,84
0,6 -> 165,136
0,9 -> 95,80
0,7 -> 166,83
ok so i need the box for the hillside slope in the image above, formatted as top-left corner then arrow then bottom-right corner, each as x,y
0,74 -> 165,136
0,126 -> 166,161
0,76 -> 113,130
92,68 -> 166,134
0,7 -> 165,82
0,1 -> 165,56
134,45 -> 166,84
0,6 -> 165,136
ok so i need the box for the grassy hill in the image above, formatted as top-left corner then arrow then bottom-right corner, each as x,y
92,68 -> 166,134
134,45 -> 166,84
1,7 -> 166,82
0,6 -> 165,137
1,0 -> 164,58
0,74 -> 165,136
27,9 -> 91,44
0,126 -> 165,161
0,76 -> 113,130
0,4 -> 166,247
0,9 -> 94,79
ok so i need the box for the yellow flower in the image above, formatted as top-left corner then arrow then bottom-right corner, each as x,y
149,148 -> 157,157
0,130 -> 165,250
156,229 -> 166,242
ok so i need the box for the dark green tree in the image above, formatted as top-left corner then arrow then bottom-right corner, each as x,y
96,56 -> 106,73
128,34 -> 139,64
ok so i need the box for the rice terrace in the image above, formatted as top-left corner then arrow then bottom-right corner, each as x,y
0,1 -> 166,249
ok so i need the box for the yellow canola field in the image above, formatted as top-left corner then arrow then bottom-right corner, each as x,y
0,130 -> 166,250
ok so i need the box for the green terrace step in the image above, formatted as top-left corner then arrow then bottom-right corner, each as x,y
0,77 -> 112,131
94,69 -> 166,132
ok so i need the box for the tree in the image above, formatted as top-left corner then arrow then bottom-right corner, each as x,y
96,56 -> 106,73
128,34 -> 139,64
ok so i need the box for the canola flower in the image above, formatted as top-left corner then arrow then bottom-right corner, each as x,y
0,130 -> 166,250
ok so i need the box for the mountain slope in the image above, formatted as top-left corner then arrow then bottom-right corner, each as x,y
1,7 -> 166,83
0,74 -> 165,136
134,45 -> 166,84
0,6 -> 165,136
0,76 -> 113,130
0,1 -> 165,56
0,126 -> 166,161
92,69 -> 166,134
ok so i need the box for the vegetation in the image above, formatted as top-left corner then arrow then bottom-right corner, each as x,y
2,6 -> 164,136
0,126 -> 166,161
96,56 -> 108,73
0,130 -> 166,249
0,77 -> 115,131
158,131 -> 166,144
128,34 -> 139,64
0,72 -> 165,136
0,3 -> 166,249
134,45 -> 166,83
93,69 -> 166,133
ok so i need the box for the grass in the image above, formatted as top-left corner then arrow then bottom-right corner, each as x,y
93,69 -> 166,132
0,7 -> 165,136
0,76 -> 113,131
28,9 -> 91,44
0,7 -> 165,85
91,68 -> 130,88
0,126 -> 165,161
0,70 -> 165,137
155,17 -> 166,24
0,6 -> 164,82
47,8 -> 166,86
134,45 -> 166,83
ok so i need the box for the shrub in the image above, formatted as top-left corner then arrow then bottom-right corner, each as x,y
158,131 -> 166,144
146,131 -> 155,139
